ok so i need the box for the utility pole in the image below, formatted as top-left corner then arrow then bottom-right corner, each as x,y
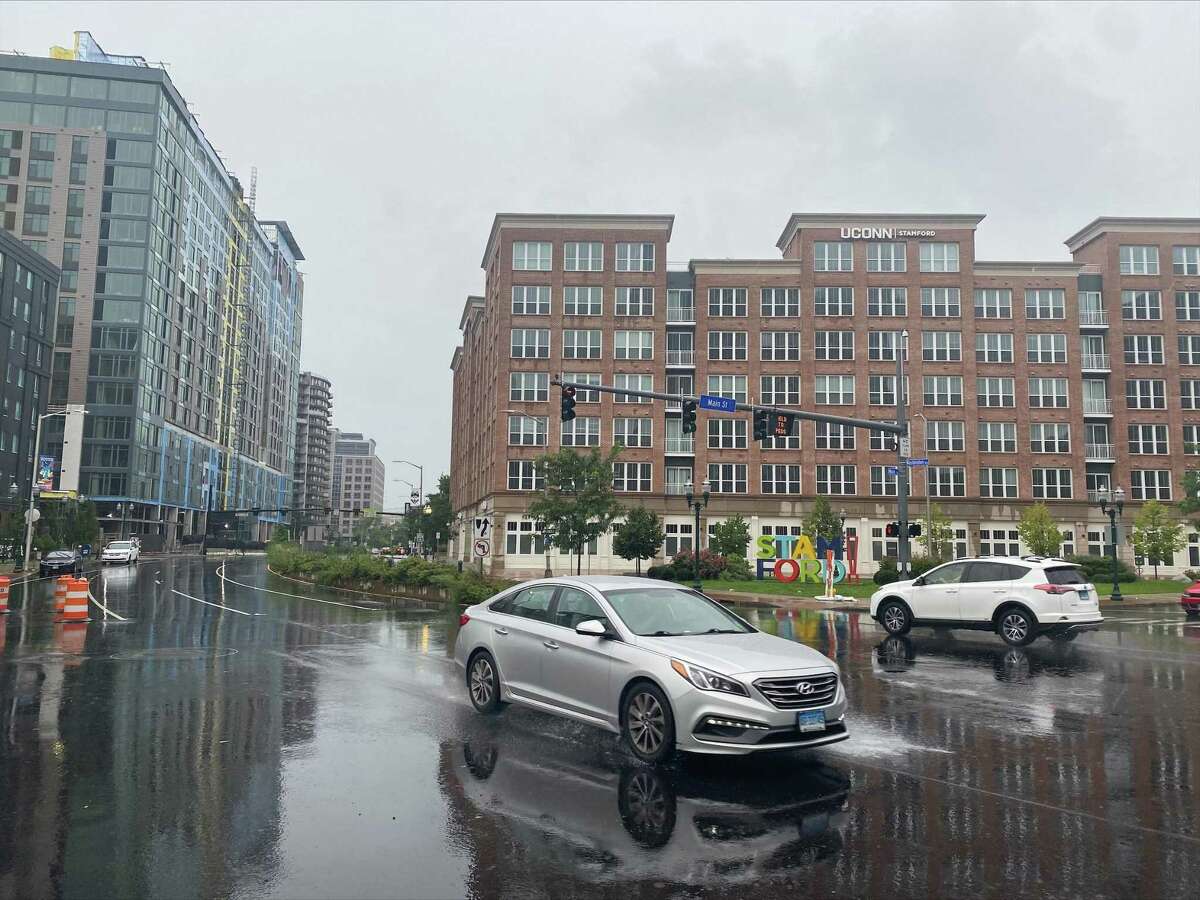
895,331 -> 911,576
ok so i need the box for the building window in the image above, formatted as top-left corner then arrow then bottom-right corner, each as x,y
664,522 -> 693,556
563,286 -> 602,316
509,372 -> 549,402
977,376 -> 1015,408
614,330 -> 654,360
921,287 -> 960,317
507,460 -> 544,491
564,242 -> 603,272
816,465 -> 856,495
921,331 -> 962,362
980,528 -> 1021,557
761,288 -> 799,317
979,467 -> 1018,499
926,420 -> 964,452
1130,470 -> 1172,501
976,332 -> 1014,363
561,416 -> 600,447
1027,333 -> 1067,364
814,286 -> 853,316
511,328 -> 550,359
615,286 -> 654,316
707,287 -> 747,317
868,375 -> 907,407
1032,468 -> 1072,499
813,241 -> 853,272
867,286 -> 907,317
1125,378 -> 1166,409
613,462 -> 652,492
512,241 -> 552,271
923,375 -> 963,407
616,242 -> 654,273
1183,380 -> 1200,410
1122,290 -> 1162,320
1030,422 -> 1070,453
815,375 -> 854,405
1120,244 -> 1159,275
613,417 -> 653,448
1028,377 -> 1068,408
562,329 -> 601,359
928,466 -> 966,497
1176,291 -> 1200,321
1174,246 -> 1200,276
1183,425 -> 1200,454
869,465 -> 898,497
916,241 -> 959,271
563,372 -> 600,402
974,288 -> 1013,319
700,463 -> 746,496
1025,289 -> 1065,320
871,527 -> 898,562
613,374 -> 652,404
707,375 -> 746,403
867,242 -> 906,272
1088,530 -> 1105,557
814,330 -> 854,361
1180,335 -> 1200,365
815,422 -> 856,450
505,520 -> 545,555
1128,423 -> 1168,455
760,331 -> 801,361
511,285 -> 551,315
868,330 -> 907,361
1124,334 -> 1165,365
761,464 -> 801,494
708,331 -> 748,361
977,421 -> 1015,453
708,419 -> 747,450
760,375 -> 800,406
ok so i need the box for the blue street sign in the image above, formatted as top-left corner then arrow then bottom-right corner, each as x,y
907,457 -> 929,467
698,394 -> 737,413
886,466 -> 899,476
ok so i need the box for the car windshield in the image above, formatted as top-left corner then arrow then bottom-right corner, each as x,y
1045,566 -> 1087,585
107,541 -> 131,550
46,551 -> 74,560
601,587 -> 753,637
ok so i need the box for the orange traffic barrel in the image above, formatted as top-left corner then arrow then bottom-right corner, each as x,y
62,578 -> 90,623
55,576 -> 70,615
0,575 -> 9,615
56,621 -> 87,659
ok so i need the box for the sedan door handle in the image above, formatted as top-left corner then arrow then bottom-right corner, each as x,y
494,627 -> 509,636
543,640 -> 559,650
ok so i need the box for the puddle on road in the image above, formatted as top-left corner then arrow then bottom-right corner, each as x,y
111,647 -> 239,661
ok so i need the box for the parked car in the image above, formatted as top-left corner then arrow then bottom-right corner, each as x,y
39,549 -> 82,577
870,557 -> 1103,646
1180,582 -> 1200,618
101,540 -> 139,566
454,576 -> 849,763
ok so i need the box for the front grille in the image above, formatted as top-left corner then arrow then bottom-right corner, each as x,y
754,673 -> 839,710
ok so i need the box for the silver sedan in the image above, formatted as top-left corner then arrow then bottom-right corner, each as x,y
453,576 -> 849,763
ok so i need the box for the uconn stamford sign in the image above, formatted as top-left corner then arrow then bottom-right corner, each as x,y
839,227 -> 938,239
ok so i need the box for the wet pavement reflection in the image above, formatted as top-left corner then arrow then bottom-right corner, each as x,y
2,558 -> 1199,898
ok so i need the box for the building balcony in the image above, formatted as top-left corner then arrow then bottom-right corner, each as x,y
1080,353 -> 1110,371
665,437 -> 695,455
667,307 -> 696,324
1087,489 -> 1114,505
666,350 -> 695,367
666,398 -> 683,412
1085,443 -> 1116,461
665,482 -> 691,495
1083,398 -> 1113,416
1079,310 -> 1108,328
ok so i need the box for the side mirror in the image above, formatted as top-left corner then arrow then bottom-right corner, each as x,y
575,619 -> 608,638
912,576 -> 925,587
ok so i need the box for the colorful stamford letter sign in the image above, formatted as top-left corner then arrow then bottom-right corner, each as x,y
754,533 -> 858,583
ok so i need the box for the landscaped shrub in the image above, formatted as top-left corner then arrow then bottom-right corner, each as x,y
1066,554 -> 1139,583
873,557 -> 899,586
909,556 -> 941,577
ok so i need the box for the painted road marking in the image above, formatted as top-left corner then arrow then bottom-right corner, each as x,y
216,564 -> 380,612
170,587 -> 257,616
85,577 -> 128,622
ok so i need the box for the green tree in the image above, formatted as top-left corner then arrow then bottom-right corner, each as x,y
612,506 -> 663,574
37,499 -> 99,549
1017,502 -> 1062,557
1131,499 -> 1185,578
710,514 -> 751,560
528,447 -> 624,575
803,497 -> 842,545
420,474 -> 455,557
916,502 -> 955,561
1181,470 -> 1200,521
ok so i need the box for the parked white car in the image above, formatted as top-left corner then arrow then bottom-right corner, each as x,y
101,540 -> 139,566
870,557 -> 1103,646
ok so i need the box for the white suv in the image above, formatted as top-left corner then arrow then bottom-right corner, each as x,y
869,557 -> 1103,646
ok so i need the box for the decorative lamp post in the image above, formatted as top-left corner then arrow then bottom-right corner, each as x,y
1097,487 -> 1125,602
535,518 -> 553,578
684,478 -> 711,591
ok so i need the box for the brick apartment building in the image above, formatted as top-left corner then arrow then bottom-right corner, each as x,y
449,213 -> 1200,577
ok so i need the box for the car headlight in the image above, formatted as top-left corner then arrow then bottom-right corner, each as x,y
670,659 -> 748,696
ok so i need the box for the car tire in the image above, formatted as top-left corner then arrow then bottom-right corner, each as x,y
879,600 -> 912,636
997,607 -> 1037,646
622,682 -> 676,765
466,651 -> 503,714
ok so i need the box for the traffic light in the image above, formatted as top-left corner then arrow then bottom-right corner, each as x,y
908,523 -> 922,538
681,399 -> 697,434
885,522 -> 899,538
753,408 -> 771,442
560,385 -> 576,422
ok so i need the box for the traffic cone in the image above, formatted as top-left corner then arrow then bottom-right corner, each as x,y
0,575 -> 9,615
54,577 -> 70,617
62,578 -> 90,624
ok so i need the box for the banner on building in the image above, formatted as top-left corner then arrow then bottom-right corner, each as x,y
37,456 -> 56,491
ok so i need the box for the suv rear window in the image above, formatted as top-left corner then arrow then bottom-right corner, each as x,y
967,561 -> 1029,582
1045,566 -> 1087,585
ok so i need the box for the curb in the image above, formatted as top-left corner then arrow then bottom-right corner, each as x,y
265,564 -> 449,604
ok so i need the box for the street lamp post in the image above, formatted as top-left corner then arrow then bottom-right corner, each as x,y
23,407 -> 78,573
839,508 -> 847,553
684,479 -> 711,592
535,518 -> 553,577
1097,487 -> 1126,602
393,460 -> 423,508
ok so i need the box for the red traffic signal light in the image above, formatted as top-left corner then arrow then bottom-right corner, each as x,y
560,385 -> 577,422
885,522 -> 899,538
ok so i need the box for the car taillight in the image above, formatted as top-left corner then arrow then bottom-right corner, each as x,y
1034,583 -> 1072,594
459,612 -> 471,627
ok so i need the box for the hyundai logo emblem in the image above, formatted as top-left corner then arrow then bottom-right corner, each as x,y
795,682 -> 815,695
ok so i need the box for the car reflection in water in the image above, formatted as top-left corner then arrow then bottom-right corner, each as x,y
444,735 -> 851,887
873,633 -> 1101,683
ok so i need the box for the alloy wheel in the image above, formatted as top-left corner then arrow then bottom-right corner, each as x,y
883,604 -> 907,633
469,657 -> 494,707
1001,613 -> 1028,644
628,691 -> 665,755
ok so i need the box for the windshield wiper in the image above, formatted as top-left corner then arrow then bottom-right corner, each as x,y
647,630 -> 682,636
701,628 -> 744,634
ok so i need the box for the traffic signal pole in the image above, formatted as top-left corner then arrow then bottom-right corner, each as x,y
895,331 -> 911,577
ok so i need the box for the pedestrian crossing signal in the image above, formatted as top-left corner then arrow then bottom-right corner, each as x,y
681,399 -> 697,434
561,385 -> 577,422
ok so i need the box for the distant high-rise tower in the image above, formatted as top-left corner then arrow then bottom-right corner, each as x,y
293,372 -> 333,545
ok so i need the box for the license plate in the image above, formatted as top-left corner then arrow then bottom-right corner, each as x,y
797,710 -> 826,733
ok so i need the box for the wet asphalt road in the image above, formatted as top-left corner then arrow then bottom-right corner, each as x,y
1,557 -> 1199,900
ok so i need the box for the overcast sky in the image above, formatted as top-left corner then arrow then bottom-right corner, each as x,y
11,1 -> 1200,508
